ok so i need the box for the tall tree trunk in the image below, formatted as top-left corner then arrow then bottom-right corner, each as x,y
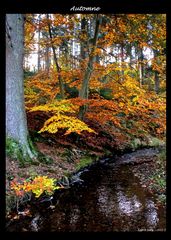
115,45 -> 119,63
138,47 -> 144,87
80,17 -> 88,60
129,44 -> 133,68
154,71 -> 159,94
60,39 -> 70,69
153,49 -> 160,94
46,14 -> 65,99
45,45 -> 50,74
120,43 -> 125,82
78,15 -> 101,120
6,14 -> 37,162
37,14 -> 41,71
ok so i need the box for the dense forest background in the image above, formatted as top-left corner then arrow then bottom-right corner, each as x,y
23,14 -> 166,150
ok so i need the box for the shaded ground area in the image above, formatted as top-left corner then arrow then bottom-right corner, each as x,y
6,140 -> 102,213
6,141 -> 103,182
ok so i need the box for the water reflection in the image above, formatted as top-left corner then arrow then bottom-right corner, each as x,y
6,156 -> 166,232
96,182 -> 146,221
97,185 -> 115,218
69,206 -> 80,225
145,200 -> 159,227
117,190 -> 142,216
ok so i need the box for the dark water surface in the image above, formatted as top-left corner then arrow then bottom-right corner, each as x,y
6,149 -> 166,232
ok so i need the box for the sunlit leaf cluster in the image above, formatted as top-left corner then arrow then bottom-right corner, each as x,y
10,176 -> 62,198
28,100 -> 95,135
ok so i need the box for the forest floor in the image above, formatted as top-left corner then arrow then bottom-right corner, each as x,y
6,136 -> 166,214
6,139 -> 103,213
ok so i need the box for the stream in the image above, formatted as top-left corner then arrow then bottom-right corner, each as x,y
6,148 -> 166,232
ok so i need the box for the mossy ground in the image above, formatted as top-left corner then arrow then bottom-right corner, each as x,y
76,156 -> 94,170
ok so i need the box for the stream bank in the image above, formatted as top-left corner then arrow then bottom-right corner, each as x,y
6,146 -> 166,232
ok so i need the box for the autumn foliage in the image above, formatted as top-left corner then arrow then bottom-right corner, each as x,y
9,14 -> 166,204
25,67 -> 166,152
11,176 -> 62,198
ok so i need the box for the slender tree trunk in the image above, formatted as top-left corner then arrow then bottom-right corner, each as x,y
80,17 -> 88,60
78,15 -> 101,120
120,43 -> 125,81
46,14 -> 65,99
129,44 -> 133,68
37,14 -> 41,71
154,71 -> 159,94
6,14 -> 37,162
115,45 -> 119,63
45,45 -> 50,74
153,49 -> 160,94
138,47 -> 144,87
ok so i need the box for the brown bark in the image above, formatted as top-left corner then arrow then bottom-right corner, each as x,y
37,14 -> 41,71
78,15 -> 101,120
138,47 -> 144,87
80,17 -> 88,60
47,14 -> 65,99
153,49 -> 160,94
120,43 -> 125,82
